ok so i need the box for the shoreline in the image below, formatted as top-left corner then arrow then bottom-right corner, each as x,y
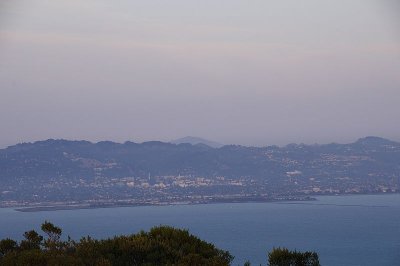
13,196 -> 316,212
6,192 -> 399,212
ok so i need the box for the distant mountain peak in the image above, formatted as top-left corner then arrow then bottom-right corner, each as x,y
354,136 -> 398,146
170,136 -> 223,148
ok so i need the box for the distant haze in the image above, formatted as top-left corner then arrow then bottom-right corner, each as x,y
0,0 -> 399,147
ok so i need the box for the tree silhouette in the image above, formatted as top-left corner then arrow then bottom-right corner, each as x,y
268,247 -> 320,266
41,221 -> 62,250
0,222 -> 234,265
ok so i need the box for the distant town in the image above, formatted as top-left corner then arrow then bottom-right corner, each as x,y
0,137 -> 398,210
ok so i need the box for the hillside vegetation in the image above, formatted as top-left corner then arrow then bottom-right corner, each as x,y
0,222 -> 233,265
0,222 -> 321,266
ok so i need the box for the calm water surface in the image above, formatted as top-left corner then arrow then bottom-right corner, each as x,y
1,194 -> 399,265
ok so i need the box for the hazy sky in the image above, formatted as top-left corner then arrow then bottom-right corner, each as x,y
0,0 -> 399,147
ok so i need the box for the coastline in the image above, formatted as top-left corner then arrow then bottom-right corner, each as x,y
6,192 -> 399,212
13,196 -> 316,212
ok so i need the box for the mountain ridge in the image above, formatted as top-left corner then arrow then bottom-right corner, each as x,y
170,136 -> 224,148
6,136 -> 398,150
1,136 -> 398,206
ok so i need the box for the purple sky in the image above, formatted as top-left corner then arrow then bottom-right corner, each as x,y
0,0 -> 399,147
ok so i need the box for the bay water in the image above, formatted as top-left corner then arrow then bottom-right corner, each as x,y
1,194 -> 399,265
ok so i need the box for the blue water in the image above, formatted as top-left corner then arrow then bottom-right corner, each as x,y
0,194 -> 399,265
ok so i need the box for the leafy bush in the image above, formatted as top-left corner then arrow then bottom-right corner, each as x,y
0,222 -> 233,266
268,247 -> 320,266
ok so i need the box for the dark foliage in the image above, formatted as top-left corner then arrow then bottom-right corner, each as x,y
0,222 -> 233,266
268,247 -> 320,266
